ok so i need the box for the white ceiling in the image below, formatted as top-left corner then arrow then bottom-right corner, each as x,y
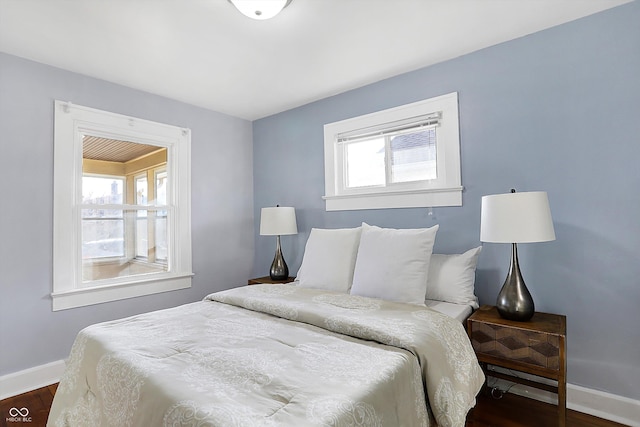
0,0 -> 630,121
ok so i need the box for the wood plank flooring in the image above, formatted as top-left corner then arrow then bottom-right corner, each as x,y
0,383 -> 630,427
0,384 -> 57,427
467,387 -> 630,427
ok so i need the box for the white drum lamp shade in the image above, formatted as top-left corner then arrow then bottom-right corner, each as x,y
481,191 -> 555,244
260,206 -> 297,236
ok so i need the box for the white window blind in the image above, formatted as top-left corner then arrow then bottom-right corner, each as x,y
337,113 -> 441,143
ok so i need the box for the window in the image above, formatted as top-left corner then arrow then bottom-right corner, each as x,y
81,148 -> 169,282
53,101 -> 192,311
323,92 -> 462,211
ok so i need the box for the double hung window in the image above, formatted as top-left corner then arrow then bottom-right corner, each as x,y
53,101 -> 192,311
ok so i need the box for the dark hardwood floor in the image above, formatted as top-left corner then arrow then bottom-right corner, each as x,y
0,384 -> 57,427
467,388 -> 630,427
0,383 -> 629,427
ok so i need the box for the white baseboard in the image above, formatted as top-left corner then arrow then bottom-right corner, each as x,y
568,384 -> 640,427
487,369 -> 640,427
2,360 -> 639,427
0,360 -> 66,400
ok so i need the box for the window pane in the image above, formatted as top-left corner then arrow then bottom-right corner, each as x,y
390,129 -> 437,183
136,217 -> 148,258
154,170 -> 168,262
155,215 -> 167,262
82,176 -> 124,204
136,176 -> 148,215
81,215 -> 124,259
156,170 -> 167,205
82,209 -> 168,283
345,138 -> 385,188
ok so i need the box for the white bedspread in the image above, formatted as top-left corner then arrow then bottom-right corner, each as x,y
48,284 -> 484,427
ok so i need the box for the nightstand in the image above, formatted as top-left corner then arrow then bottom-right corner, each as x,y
467,305 -> 567,427
247,276 -> 295,285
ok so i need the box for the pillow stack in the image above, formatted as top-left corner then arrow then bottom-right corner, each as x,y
295,222 -> 481,307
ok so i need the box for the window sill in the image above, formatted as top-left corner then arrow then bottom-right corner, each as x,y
323,186 -> 463,211
51,273 -> 193,311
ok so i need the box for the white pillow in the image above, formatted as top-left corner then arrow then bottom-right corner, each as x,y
350,222 -> 439,305
296,227 -> 362,292
425,246 -> 482,309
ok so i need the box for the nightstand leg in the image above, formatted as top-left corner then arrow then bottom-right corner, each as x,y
559,335 -> 567,427
558,379 -> 566,427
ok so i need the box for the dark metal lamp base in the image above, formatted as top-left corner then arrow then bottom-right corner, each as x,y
269,235 -> 289,281
496,243 -> 535,322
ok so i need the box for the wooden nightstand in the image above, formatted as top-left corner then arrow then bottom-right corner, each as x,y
467,305 -> 567,427
247,276 -> 295,285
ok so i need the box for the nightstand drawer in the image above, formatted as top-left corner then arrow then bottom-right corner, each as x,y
470,321 -> 561,370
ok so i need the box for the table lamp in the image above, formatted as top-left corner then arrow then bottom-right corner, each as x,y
260,205 -> 298,280
480,190 -> 555,321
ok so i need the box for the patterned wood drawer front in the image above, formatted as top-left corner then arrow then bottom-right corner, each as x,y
471,321 -> 560,370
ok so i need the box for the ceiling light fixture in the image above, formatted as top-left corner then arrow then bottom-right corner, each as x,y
228,0 -> 292,20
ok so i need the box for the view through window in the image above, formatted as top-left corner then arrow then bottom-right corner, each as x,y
81,136 -> 168,282
345,128 -> 437,188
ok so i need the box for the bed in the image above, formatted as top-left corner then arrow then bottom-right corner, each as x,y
48,223 -> 485,427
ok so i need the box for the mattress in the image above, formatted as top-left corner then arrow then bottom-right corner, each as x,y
425,299 -> 474,323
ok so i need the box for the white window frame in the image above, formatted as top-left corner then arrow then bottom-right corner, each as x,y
323,92 -> 462,211
52,101 -> 192,311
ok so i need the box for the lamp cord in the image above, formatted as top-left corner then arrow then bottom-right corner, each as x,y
487,370 -> 519,400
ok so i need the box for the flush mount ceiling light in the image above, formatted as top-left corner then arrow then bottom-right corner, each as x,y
228,0 -> 293,20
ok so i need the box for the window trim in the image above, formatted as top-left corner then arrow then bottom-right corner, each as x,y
52,101 -> 192,311
323,92 -> 462,211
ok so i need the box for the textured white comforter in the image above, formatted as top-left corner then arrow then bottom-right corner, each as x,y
48,284 -> 484,427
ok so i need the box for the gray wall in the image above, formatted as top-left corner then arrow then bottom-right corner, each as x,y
0,53 -> 254,376
253,2 -> 640,401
